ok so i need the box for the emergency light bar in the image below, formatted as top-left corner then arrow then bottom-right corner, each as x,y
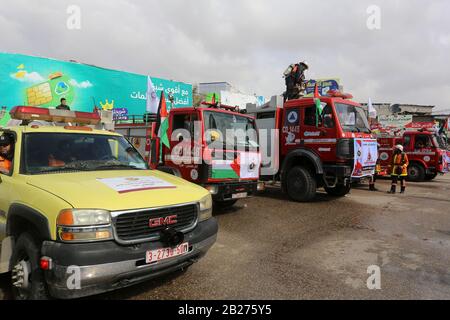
10,106 -> 101,125
201,100 -> 239,112
326,90 -> 353,100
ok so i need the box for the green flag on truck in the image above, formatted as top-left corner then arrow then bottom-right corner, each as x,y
315,98 -> 324,127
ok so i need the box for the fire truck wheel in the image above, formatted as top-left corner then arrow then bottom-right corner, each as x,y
10,232 -> 51,300
286,166 -> 317,202
324,183 -> 351,197
214,199 -> 238,209
407,163 -> 425,182
425,173 -> 438,181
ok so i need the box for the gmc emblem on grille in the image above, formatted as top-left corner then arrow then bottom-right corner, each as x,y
149,215 -> 178,228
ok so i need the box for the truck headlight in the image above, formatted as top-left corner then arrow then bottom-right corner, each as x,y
57,209 -> 113,242
199,194 -> 213,222
205,185 -> 218,195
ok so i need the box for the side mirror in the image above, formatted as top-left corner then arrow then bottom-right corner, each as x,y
209,130 -> 220,142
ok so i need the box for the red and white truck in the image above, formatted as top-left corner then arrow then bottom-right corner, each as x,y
247,91 -> 378,202
115,104 -> 263,208
377,125 -> 450,181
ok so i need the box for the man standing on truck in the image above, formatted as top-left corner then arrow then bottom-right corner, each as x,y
389,144 -> 409,194
56,98 -> 71,110
284,61 -> 308,101
0,134 -> 13,174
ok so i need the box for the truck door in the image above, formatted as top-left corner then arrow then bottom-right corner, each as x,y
402,135 -> 412,152
168,112 -> 200,181
301,104 -> 336,160
0,173 -> 9,246
0,152 -> 14,270
282,106 -> 301,153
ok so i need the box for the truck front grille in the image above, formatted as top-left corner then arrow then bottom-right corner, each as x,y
113,204 -> 198,242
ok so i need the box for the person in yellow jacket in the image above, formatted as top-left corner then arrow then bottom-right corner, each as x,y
389,144 -> 409,194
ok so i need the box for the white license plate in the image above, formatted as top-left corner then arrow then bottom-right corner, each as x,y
146,242 -> 189,264
232,192 -> 247,199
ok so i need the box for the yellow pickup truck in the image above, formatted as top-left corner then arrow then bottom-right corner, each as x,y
0,107 -> 217,299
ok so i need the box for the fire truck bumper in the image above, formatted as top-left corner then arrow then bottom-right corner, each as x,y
205,181 -> 259,201
323,164 -> 353,179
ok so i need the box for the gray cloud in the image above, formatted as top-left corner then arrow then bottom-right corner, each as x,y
0,0 -> 449,110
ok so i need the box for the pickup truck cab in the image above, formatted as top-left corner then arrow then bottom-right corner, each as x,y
0,106 -> 218,299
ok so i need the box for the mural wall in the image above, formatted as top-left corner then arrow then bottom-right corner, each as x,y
0,52 -> 192,126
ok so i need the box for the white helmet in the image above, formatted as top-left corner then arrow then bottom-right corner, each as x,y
299,61 -> 309,69
395,144 -> 404,152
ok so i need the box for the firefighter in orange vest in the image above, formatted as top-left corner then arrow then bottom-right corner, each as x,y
389,144 -> 409,194
0,134 -> 13,174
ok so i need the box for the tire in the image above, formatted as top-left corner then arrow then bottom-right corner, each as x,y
214,199 -> 238,209
324,183 -> 351,197
425,173 -> 438,181
10,233 -> 50,300
407,163 -> 425,182
285,166 -> 317,202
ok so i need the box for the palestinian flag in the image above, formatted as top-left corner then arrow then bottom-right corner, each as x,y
155,91 -> 170,161
211,152 -> 260,179
314,83 -> 323,126
211,159 -> 240,179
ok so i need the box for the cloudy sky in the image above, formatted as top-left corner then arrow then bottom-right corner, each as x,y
1,0 -> 449,111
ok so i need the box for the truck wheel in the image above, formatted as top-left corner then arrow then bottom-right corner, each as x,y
214,199 -> 238,209
10,233 -> 50,300
324,183 -> 351,197
425,173 -> 438,181
407,164 -> 425,182
286,166 -> 316,202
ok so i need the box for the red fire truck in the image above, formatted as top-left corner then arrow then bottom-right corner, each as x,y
247,91 -> 377,202
115,104 -> 263,208
377,125 -> 450,182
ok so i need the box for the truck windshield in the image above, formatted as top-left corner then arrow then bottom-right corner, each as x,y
22,133 -> 148,174
203,110 -> 258,149
434,134 -> 447,149
335,103 -> 371,133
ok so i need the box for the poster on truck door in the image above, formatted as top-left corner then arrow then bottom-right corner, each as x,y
352,139 -> 378,178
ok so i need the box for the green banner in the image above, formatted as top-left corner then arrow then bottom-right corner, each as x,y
0,52 -> 192,126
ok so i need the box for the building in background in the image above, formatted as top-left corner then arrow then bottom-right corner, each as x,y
360,102 -> 435,123
196,81 -> 265,111
197,82 -> 233,95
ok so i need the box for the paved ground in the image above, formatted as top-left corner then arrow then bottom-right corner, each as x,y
1,175 -> 450,299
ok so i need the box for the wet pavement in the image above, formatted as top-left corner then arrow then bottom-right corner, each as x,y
1,175 -> 450,300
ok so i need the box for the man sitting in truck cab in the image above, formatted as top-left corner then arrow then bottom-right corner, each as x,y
416,140 -> 425,149
0,133 -> 14,174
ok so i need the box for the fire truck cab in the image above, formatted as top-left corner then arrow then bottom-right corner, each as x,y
247,92 -> 377,202
377,129 -> 449,181
116,105 -> 263,208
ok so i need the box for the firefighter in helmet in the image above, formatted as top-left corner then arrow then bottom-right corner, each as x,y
389,144 -> 409,194
284,61 -> 309,101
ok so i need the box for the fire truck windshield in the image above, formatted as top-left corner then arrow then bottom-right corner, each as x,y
22,133 -> 148,174
433,135 -> 445,149
203,110 -> 258,149
335,103 -> 371,133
